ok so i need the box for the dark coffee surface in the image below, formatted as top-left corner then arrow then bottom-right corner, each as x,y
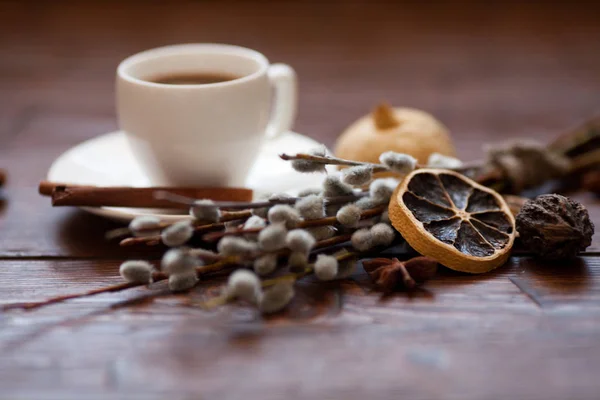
148,72 -> 239,85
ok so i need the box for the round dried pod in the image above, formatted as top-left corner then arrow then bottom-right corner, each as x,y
285,229 -> 316,255
258,223 -> 287,252
242,215 -> 266,240
389,168 -> 516,273
295,195 -> 325,220
290,146 -> 328,173
168,271 -> 198,292
161,248 -> 197,274
516,194 -> 594,260
288,251 -> 308,272
259,282 -> 295,314
217,236 -> 258,257
351,228 -> 373,252
267,205 -> 301,229
307,225 -> 336,240
161,220 -> 194,247
342,165 -> 373,186
336,204 -> 362,227
379,152 -> 417,174
119,260 -> 153,284
370,223 -> 396,247
254,254 -> 278,276
189,199 -> 221,222
227,270 -> 262,303
369,178 -> 398,205
129,216 -> 162,237
314,254 -> 339,281
427,152 -> 463,169
322,175 -> 354,197
334,104 -> 456,166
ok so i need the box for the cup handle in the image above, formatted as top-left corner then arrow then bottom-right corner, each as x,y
265,63 -> 297,139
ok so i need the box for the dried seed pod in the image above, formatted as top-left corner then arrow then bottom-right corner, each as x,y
258,223 -> 288,252
254,254 -> 278,276
189,199 -> 221,222
342,165 -> 373,186
516,194 -> 594,260
119,260 -> 153,284
259,282 -> 295,314
267,205 -> 301,228
129,216 -> 162,237
363,256 -> 438,293
427,152 -> 463,169
217,236 -> 258,257
322,175 -> 354,197
168,271 -> 198,292
314,254 -> 339,281
379,151 -> 417,174
336,204 -> 362,227
285,229 -> 316,255
351,228 -> 373,252
227,270 -> 262,303
161,248 -> 197,274
370,223 -> 396,247
295,195 -> 325,220
369,178 -> 398,205
288,251 -> 308,272
161,220 -> 194,247
290,146 -> 328,173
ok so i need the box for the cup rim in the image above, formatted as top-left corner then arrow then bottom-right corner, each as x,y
117,43 -> 270,88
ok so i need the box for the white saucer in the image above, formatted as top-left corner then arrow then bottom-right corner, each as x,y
47,131 -> 327,223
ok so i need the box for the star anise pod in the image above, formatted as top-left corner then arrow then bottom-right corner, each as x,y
363,256 -> 438,293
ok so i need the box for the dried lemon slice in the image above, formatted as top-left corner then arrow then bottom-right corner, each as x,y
389,169 -> 515,273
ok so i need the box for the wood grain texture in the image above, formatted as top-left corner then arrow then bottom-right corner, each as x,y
1,1 -> 600,398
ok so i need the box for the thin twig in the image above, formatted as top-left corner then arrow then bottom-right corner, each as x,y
155,190 -> 367,210
280,152 -> 389,172
202,206 -> 385,242
1,258 -> 240,312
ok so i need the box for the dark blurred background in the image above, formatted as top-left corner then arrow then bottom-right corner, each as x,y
1,0 -> 599,163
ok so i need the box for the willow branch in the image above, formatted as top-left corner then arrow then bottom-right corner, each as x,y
1,258 -> 239,312
202,206 -> 385,242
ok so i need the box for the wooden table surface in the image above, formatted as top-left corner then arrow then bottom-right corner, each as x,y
1,1 -> 600,399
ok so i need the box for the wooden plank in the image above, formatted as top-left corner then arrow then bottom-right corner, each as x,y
0,257 -> 599,398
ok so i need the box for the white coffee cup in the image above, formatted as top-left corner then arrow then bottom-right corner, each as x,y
116,44 -> 297,187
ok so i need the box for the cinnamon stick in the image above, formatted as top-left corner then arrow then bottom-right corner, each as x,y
39,181 -> 253,208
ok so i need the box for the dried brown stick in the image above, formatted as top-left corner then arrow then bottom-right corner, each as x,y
39,181 -> 253,208
0,169 -> 6,187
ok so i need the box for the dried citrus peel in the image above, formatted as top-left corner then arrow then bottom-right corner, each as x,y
389,169 -> 515,273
